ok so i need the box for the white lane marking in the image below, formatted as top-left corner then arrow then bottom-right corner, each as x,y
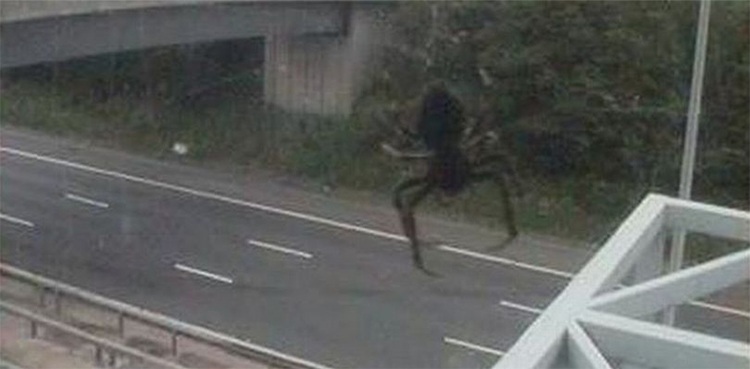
174,263 -> 233,284
443,337 -> 505,357
5,147 -> 747,319
686,301 -> 750,318
65,193 -> 109,209
1,147 -> 406,242
615,283 -> 750,319
0,213 -> 34,228
438,245 -> 574,278
247,239 -> 313,259
499,300 -> 543,315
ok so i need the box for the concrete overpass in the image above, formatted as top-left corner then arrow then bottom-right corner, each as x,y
0,1 -> 388,115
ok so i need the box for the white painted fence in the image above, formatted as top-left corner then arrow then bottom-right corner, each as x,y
495,194 -> 750,369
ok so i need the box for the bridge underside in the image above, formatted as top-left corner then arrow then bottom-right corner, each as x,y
0,2 -> 382,115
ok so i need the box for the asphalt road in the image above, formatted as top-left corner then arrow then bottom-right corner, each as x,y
1,127 -> 747,368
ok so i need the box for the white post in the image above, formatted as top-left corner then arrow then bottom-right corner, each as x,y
666,0 -> 712,325
632,230 -> 666,322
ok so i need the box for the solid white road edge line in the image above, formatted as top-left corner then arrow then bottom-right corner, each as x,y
0,213 -> 35,228
174,263 -> 233,284
443,337 -> 505,356
0,147 -> 570,276
247,239 -> 313,259
1,147 -> 406,241
5,147 -> 748,319
438,245 -> 574,278
65,193 -> 110,208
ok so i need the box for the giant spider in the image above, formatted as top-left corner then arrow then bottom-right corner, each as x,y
382,82 -> 519,274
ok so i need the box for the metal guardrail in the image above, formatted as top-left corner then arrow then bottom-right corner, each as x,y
0,263 -> 334,369
0,357 -> 28,369
0,300 -> 185,369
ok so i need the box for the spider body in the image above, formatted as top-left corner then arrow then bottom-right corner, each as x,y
428,148 -> 470,195
417,84 -> 465,153
385,83 -> 519,274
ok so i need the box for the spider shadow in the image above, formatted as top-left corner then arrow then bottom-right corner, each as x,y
416,264 -> 442,278
412,237 -> 445,278
485,233 -> 520,252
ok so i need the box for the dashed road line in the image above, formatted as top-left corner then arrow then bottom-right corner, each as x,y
4,147 -> 747,319
689,301 -> 750,319
499,300 -> 543,315
443,337 -> 505,357
614,283 -> 750,319
247,239 -> 313,259
2,147 -> 574,277
174,263 -> 233,284
0,213 -> 34,228
65,193 -> 109,209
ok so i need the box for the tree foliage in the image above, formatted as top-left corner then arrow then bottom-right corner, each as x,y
358,1 -> 748,208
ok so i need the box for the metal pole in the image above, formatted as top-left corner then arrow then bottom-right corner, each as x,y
54,289 -> 62,316
95,346 -> 104,366
108,350 -> 117,367
171,330 -> 178,357
38,286 -> 45,307
665,0 -> 712,325
117,312 -> 125,338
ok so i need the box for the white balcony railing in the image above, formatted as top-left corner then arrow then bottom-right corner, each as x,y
495,194 -> 750,369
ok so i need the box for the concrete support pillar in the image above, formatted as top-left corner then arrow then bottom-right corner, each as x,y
264,34 -> 350,115
263,6 -> 384,116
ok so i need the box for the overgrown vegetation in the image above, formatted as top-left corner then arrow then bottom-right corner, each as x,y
360,1 -> 748,204
1,2 -> 747,249
355,1 -> 749,246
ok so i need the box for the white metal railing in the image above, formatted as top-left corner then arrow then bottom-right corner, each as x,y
494,193 -> 750,369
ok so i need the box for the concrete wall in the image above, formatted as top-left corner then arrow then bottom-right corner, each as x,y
263,5 -> 389,116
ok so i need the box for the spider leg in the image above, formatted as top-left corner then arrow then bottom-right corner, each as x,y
393,177 -> 437,274
474,153 -> 523,197
470,158 -> 519,244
